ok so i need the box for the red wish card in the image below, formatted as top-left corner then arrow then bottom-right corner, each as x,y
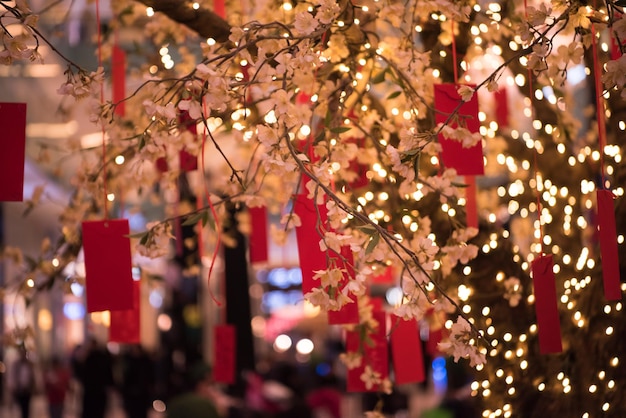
82,219 -> 134,313
213,324 -> 236,384
531,255 -> 563,354
294,194 -> 328,295
465,176 -> 478,229
249,206 -> 269,264
371,266 -> 393,285
494,88 -> 509,129
179,110 -> 198,172
597,190 -> 622,300
390,316 -> 425,385
112,45 -> 126,117
434,84 -> 484,175
328,246 -> 359,325
109,279 -> 141,343
0,102 -> 26,201
346,310 -> 388,392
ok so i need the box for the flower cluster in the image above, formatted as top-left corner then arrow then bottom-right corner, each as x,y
438,315 -> 486,367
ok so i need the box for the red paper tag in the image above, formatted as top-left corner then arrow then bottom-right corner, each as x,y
531,255 -> 563,354
346,137 -> 369,189
494,88 -> 509,128
0,102 -> 26,202
426,327 -> 447,358
346,310 -> 388,392
109,279 -> 141,343
294,194 -> 328,295
112,45 -> 126,117
465,176 -> 478,229
156,157 -> 168,173
597,190 -> 622,300
611,15 -> 623,60
434,84 -> 484,175
82,219 -> 134,313
328,247 -> 359,325
213,324 -> 236,384
249,206 -> 269,264
179,111 -> 198,172
213,0 -> 226,18
390,316 -> 425,385
371,266 -> 393,284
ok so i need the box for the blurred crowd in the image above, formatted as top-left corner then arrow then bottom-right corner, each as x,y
1,340 -> 476,418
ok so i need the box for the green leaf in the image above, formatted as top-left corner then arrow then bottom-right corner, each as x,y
413,152 -> 421,179
357,224 -> 378,235
139,233 -> 150,245
371,69 -> 387,84
365,233 -> 380,255
330,126 -> 351,134
387,91 -> 402,100
182,212 -> 205,226
324,110 -> 333,127
204,213 -> 216,230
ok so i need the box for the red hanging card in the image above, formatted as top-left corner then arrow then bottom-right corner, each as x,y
465,176 -> 478,229
426,327 -> 447,358
597,190 -> 622,300
109,279 -> 141,343
494,88 -> 509,129
82,219 -> 134,313
249,206 -> 269,264
112,45 -> 126,117
328,246 -> 359,325
390,316 -> 425,385
213,0 -> 225,19
346,137 -> 369,189
611,14 -> 623,60
434,84 -> 484,175
213,324 -> 236,384
179,111 -> 198,172
346,310 -> 388,392
294,194 -> 328,295
531,255 -> 563,354
0,102 -> 26,202
371,266 -> 393,285
155,157 -> 169,173
180,150 -> 197,172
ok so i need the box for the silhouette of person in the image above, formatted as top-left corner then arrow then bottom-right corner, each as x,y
75,338 -> 114,418
44,357 -> 71,418
11,349 -> 35,418
166,362 -> 220,418
121,344 -> 155,418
